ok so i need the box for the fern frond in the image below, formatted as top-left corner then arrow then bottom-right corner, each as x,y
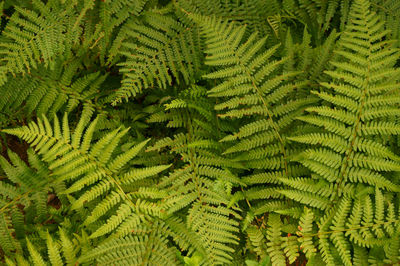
0,1 -> 83,84
0,148 -> 59,255
147,85 -> 242,264
81,226 -> 179,265
289,1 -> 400,264
191,14 -> 316,239
112,12 -> 202,105
266,214 -> 286,265
2,109 -> 170,239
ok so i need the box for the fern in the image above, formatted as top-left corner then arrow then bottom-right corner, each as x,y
97,0 -> 152,65
0,64 -> 106,126
189,14 -> 314,259
0,2 -> 66,83
3,108 -> 171,239
0,148 -> 63,257
112,11 -> 203,105
5,230 -> 75,266
2,0 -> 400,265
148,85 -> 242,265
80,222 -> 179,265
288,0 -> 400,264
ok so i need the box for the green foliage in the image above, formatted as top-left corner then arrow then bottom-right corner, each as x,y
0,148 -> 59,256
113,10 -> 203,104
1,0 -> 400,265
147,85 -> 242,264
